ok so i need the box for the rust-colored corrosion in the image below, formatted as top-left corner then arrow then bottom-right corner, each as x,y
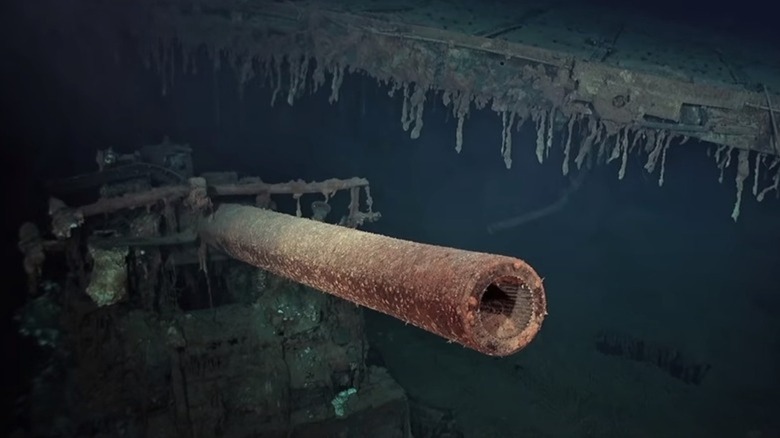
199,204 -> 547,356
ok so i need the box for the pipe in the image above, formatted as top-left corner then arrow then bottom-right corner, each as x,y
199,204 -> 547,356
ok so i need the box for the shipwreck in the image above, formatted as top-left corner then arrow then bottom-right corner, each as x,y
10,0 -> 780,437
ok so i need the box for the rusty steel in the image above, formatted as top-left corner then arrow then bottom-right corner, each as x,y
199,204 -> 547,356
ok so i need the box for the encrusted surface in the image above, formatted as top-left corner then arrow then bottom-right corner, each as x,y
200,204 -> 547,356
129,0 -> 780,219
27,0 -> 780,220
127,0 -> 779,155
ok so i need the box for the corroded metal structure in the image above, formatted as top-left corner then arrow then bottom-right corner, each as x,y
31,140 -> 546,357
128,0 -> 779,219
200,204 -> 547,356
24,0 -> 780,220
16,141 -> 419,436
133,1 -> 779,155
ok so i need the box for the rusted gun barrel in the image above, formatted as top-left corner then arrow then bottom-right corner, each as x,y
199,204 -> 547,356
